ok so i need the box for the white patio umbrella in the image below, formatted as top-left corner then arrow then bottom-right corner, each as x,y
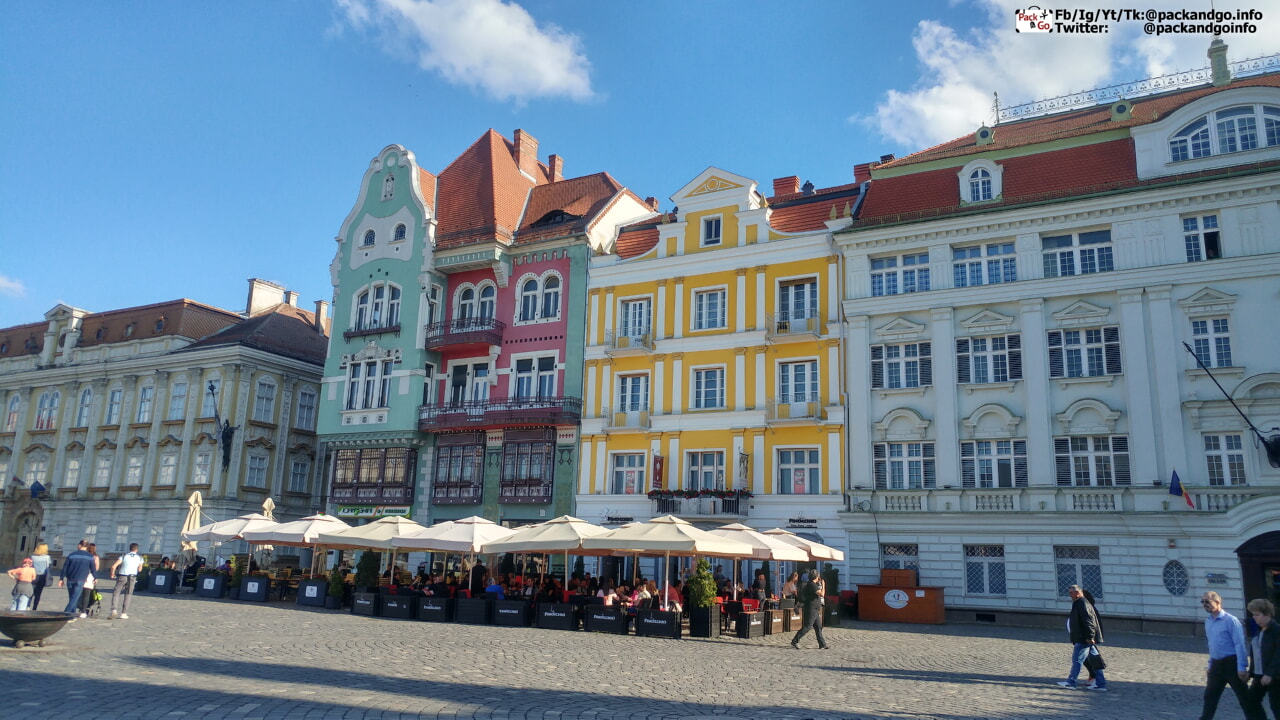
181,513 -> 278,544
394,515 -> 516,554
316,515 -> 427,583
708,522 -> 808,599
480,515 -> 612,589
241,514 -> 351,575
177,490 -> 204,571
761,528 -> 846,561
581,515 -> 755,607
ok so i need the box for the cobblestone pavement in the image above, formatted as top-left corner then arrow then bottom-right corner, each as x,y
0,581 -> 1217,720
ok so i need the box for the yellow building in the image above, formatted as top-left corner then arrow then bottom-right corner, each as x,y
577,168 -> 861,569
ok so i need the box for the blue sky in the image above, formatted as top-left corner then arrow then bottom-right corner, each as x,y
3,0 -> 1277,328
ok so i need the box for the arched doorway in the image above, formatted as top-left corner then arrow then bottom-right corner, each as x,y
1236,532 -> 1280,610
13,512 -> 40,566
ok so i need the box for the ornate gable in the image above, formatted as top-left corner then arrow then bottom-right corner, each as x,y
960,309 -> 1016,335
1178,287 -> 1237,316
874,317 -> 927,342
1052,300 -> 1110,328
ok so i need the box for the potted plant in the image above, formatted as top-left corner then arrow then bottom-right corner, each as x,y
228,557 -> 244,600
686,558 -> 720,637
325,567 -> 345,610
354,551 -> 380,592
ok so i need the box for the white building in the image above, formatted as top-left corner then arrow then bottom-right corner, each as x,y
835,46 -> 1280,633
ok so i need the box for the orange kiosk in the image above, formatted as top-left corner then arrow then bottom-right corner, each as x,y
856,569 -> 945,624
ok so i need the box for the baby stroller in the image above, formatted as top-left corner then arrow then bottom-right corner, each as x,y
78,585 -> 103,618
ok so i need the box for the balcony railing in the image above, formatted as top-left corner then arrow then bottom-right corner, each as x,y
767,397 -> 823,423
604,330 -> 653,354
765,311 -> 821,339
848,484 -> 1274,513
343,322 -> 402,341
499,480 -> 553,504
432,482 -> 483,505
330,483 -> 413,504
419,396 -> 582,431
602,405 -> 650,432
423,317 -> 505,350
649,492 -> 749,518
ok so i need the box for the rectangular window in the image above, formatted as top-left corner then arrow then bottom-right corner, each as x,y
779,360 -> 819,404
348,361 -> 394,410
93,455 -> 113,488
702,216 -> 722,246
777,448 -> 820,494
148,524 -> 164,554
1205,434 -> 1247,486
289,460 -> 310,493
124,455 -> 143,486
1054,436 -> 1131,486
880,543 -> 919,571
952,243 -> 1016,287
167,382 -> 187,421
201,379 -> 219,417
24,457 -> 48,486
778,278 -> 819,322
379,360 -> 394,407
106,389 -> 123,425
296,389 -> 317,431
135,386 -> 154,424
253,381 -> 276,422
617,374 -> 649,412
157,453 -> 177,486
114,523 -> 130,553
871,252 -> 930,296
433,442 -> 485,502
1048,327 -> 1122,378
246,455 -> 268,488
961,440 -> 1028,488
1184,214 -> 1221,262
686,451 -> 725,491
692,368 -> 725,409
610,453 -> 646,495
193,452 -> 211,485
956,335 -> 1022,384
1055,546 -> 1103,598
873,442 -> 936,489
63,457 -> 81,489
1042,230 -> 1113,277
965,545 -> 1007,595
83,523 -> 98,546
693,289 -> 727,330
619,298 -> 652,338
871,342 -> 933,389
76,390 -> 93,427
1192,317 -> 1233,368
501,441 -> 554,486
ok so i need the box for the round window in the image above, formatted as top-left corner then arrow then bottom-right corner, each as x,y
1163,560 -> 1189,596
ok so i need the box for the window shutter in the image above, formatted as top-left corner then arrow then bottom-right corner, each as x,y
922,442 -> 936,488
918,342 -> 932,386
1103,326 -> 1123,375
1054,438 -> 1072,486
1007,334 -> 1023,380
873,443 -> 887,489
960,442 -> 976,488
1047,331 -> 1064,378
956,339 -> 971,383
870,345 -> 884,389
1112,436 -> 1131,486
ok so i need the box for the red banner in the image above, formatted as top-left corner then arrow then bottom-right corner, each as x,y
652,455 -> 665,490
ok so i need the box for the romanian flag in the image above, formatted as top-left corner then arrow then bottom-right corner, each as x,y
1170,470 -> 1195,509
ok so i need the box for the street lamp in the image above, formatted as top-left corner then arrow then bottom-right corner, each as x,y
208,381 -> 237,471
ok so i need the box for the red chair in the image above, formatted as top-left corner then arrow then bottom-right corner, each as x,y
458,589 -> 471,599
742,599 -> 759,612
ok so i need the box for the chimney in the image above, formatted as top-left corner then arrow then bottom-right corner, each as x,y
879,153 -> 896,164
313,300 -> 330,336
245,278 -> 285,316
548,154 -> 564,182
644,196 -> 660,211
1208,37 -> 1231,86
512,129 -> 540,178
284,290 -> 300,307
853,163 -> 873,184
773,176 -> 801,196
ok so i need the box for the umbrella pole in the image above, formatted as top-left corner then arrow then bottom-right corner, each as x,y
663,552 -> 670,609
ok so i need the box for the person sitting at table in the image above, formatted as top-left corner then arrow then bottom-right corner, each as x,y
484,575 -> 505,600
632,581 -> 652,608
663,581 -> 684,613
597,579 -> 619,606
536,579 -> 559,604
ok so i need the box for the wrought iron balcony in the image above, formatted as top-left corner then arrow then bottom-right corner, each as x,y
343,322 -> 402,341
423,317 -> 505,350
648,491 -> 750,518
419,396 -> 582,431
602,405 -> 650,432
604,330 -> 653,355
766,396 -> 824,423
499,479 -> 553,504
765,311 -> 821,341
329,482 -> 413,504
431,482 -> 483,505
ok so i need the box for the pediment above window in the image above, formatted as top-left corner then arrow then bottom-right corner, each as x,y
873,407 -> 931,441
340,341 -> 402,368
962,403 -> 1023,439
1052,300 -> 1110,327
1055,398 -> 1122,435
1178,286 -> 1237,316
960,309 -> 1015,335
874,317 -> 927,342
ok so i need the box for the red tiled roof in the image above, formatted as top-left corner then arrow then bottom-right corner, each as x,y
434,130 -> 546,249
768,184 -> 862,233
0,300 -> 245,359
417,167 -> 437,210
881,73 -> 1280,169
513,172 -> 628,244
615,226 -> 660,259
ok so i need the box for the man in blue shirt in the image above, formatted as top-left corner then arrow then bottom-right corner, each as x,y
57,540 -> 96,616
1200,591 -> 1265,720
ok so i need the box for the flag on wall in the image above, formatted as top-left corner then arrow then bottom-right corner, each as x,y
1169,470 -> 1195,509
652,455 -> 665,491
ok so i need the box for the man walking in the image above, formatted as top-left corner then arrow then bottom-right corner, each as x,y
57,540 -> 96,617
108,543 -> 143,619
1199,591 -> 1265,720
790,570 -> 828,650
1057,584 -> 1107,690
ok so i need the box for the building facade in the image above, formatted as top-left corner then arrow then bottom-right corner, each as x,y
835,50 -> 1280,631
0,280 -> 329,564
576,168 -> 858,570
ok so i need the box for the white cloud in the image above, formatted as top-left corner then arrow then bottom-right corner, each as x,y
0,274 -> 26,298
863,0 -> 1280,151
334,0 -> 593,103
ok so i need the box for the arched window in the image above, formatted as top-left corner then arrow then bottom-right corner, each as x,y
356,290 -> 371,329
520,279 -> 539,321
76,388 -> 93,427
394,224 -> 407,242
4,395 -> 18,432
353,283 -> 401,331
382,174 -> 395,200
969,169 -> 992,202
362,229 -> 376,247
541,275 -> 561,319
1169,104 -> 1280,161
35,391 -> 60,430
457,287 -> 476,320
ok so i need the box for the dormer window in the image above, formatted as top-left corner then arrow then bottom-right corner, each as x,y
969,169 -> 992,201
382,174 -> 395,200
1169,104 -> 1280,161
362,230 -> 376,246
958,159 -> 1003,204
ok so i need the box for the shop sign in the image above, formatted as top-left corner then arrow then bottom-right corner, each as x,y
1206,572 -> 1229,585
787,517 -> 819,528
335,505 -> 412,518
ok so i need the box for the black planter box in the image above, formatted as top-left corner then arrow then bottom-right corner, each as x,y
239,576 -> 271,602
783,607 -> 802,632
635,609 -> 681,639
351,592 -> 380,616
380,595 -> 416,619
195,573 -> 227,598
688,605 -> 722,638
824,602 -> 842,628
736,611 -> 765,639
417,597 -> 454,622
296,579 -> 328,607
763,609 -> 784,635
455,597 -> 492,625
493,600 -> 530,626
536,603 -> 578,631
583,606 -> 627,634
147,569 -> 177,594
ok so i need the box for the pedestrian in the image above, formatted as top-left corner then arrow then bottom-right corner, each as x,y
1057,584 -> 1107,691
29,542 -> 52,610
1199,591 -> 1264,720
108,542 -> 143,619
57,540 -> 96,616
1246,598 -> 1280,720
790,569 -> 828,650
7,558 -> 37,610
78,543 -> 101,616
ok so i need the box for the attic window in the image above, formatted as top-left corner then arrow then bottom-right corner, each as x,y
124,323 -> 134,338
958,159 -> 1003,204
0,343 -> 7,354
154,317 -> 166,332
363,230 -> 376,247
1169,104 -> 1280,161
394,224 -> 407,242
532,210 -> 577,227
382,174 -> 395,201
96,328 -> 106,340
